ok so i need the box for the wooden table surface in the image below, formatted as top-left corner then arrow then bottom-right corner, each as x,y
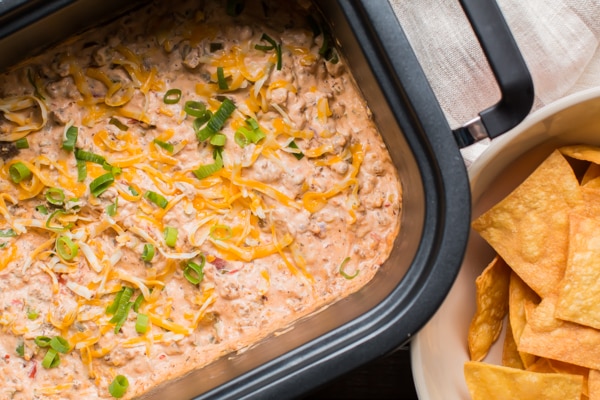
301,348 -> 418,399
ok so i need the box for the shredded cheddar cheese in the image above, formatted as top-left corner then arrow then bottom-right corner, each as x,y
0,0 -> 402,399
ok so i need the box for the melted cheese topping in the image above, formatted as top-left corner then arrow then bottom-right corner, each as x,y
0,0 -> 402,398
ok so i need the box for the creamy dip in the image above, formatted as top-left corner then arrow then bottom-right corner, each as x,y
0,0 -> 402,398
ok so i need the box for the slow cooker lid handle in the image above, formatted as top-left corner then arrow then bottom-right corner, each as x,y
452,0 -> 534,148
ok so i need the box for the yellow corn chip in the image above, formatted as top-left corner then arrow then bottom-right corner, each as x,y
584,175 -> 600,189
549,359 -> 590,398
579,186 -> 600,215
582,163 -> 600,186
472,150 -> 583,297
559,145 -> 600,165
508,271 -> 540,368
468,255 -> 510,361
526,357 -> 554,373
518,295 -> 600,370
464,361 -> 583,400
502,316 -> 524,369
556,213 -> 600,329
588,370 -> 600,400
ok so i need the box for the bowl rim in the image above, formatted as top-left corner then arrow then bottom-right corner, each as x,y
410,85 -> 600,400
469,86 -> 600,180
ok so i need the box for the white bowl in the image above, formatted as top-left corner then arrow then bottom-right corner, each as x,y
410,86 -> 600,399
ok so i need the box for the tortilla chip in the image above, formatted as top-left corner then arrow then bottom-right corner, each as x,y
549,359 -> 590,397
577,186 -> 600,217
468,255 -> 510,361
589,370 -> 600,400
560,145 -> 600,165
556,213 -> 600,329
502,316 -> 524,369
508,271 -> 540,368
582,163 -> 600,186
584,175 -> 600,190
464,361 -> 583,400
472,150 -> 583,297
526,357 -> 554,373
518,295 -> 600,370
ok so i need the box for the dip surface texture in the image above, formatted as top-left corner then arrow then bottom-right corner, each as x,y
0,0 -> 402,398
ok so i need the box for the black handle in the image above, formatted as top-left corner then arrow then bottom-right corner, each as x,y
453,0 -> 534,147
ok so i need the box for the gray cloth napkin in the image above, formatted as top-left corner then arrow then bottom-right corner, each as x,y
389,0 -> 600,165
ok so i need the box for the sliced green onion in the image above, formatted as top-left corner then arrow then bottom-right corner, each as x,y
217,66 -> 229,90
62,125 -> 78,151
0,242 -> 6,248
255,33 -> 277,51
16,342 -> 24,357
112,287 -> 134,314
35,336 -> 52,348
27,309 -> 39,320
15,137 -> 29,149
0,228 -> 16,237
108,287 -> 134,333
234,130 -> 249,147
76,159 -> 87,182
75,149 -> 118,176
106,287 -> 127,315
163,88 -> 182,104
45,187 -> 65,206
246,118 -> 259,130
42,348 -> 60,369
209,224 -> 233,241
163,226 -> 178,248
102,162 -> 121,175
153,139 -> 174,153
339,257 -> 359,280
226,0 -> 245,16
9,162 -> 32,183
108,375 -> 129,398
106,293 -> 122,315
75,148 -> 106,165
319,31 -> 339,64
184,100 -> 207,118
36,204 -> 49,215
107,198 -> 118,217
135,313 -> 149,334
196,98 -> 236,141
288,140 -> 304,160
213,146 -> 224,161
193,152 -> 223,180
209,133 -> 227,147
56,236 -> 78,261
50,336 -> 70,354
184,258 -> 205,285
132,294 -> 144,313
192,111 -> 213,136
128,185 -> 139,196
109,117 -> 129,131
255,33 -> 282,70
235,118 -> 265,148
112,301 -> 133,334
275,43 -> 282,70
89,172 -> 114,197
28,68 -> 45,100
46,209 -> 68,232
141,243 -> 155,262
144,190 -> 168,209
246,127 -> 265,143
